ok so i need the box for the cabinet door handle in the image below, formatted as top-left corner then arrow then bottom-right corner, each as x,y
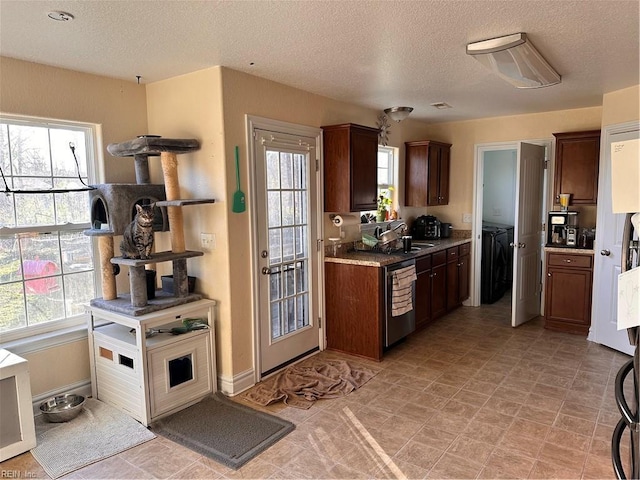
601,249 -> 611,256
548,273 -> 552,277
563,259 -> 572,263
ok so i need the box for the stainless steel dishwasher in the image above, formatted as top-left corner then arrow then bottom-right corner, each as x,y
384,259 -> 416,347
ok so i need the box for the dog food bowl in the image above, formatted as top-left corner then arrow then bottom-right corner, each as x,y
39,394 -> 86,422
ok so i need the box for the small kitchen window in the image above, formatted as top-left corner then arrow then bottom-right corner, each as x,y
377,146 -> 394,191
361,146 -> 397,220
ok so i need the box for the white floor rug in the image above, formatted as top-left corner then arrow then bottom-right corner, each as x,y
31,398 -> 155,479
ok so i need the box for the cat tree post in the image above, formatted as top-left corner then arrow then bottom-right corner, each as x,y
129,265 -> 148,307
98,236 -> 117,300
160,152 -> 186,253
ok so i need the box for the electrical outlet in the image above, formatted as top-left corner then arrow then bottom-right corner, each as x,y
200,233 -> 216,251
462,213 -> 472,223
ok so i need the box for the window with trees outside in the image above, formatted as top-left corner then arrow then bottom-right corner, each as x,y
0,115 -> 99,341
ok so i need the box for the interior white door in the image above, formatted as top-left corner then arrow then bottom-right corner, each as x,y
591,124 -> 638,356
512,142 -> 546,327
253,129 -> 321,375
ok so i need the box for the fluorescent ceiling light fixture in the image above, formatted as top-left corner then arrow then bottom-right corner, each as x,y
466,33 -> 561,88
384,106 -> 413,122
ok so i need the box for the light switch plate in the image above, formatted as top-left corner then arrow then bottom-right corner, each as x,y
462,213 -> 472,223
200,233 -> 216,251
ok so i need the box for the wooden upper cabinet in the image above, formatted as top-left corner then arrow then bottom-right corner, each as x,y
322,124 -> 379,212
552,130 -> 601,205
405,140 -> 452,207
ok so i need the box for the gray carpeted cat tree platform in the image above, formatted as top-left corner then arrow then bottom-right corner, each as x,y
84,136 -> 214,316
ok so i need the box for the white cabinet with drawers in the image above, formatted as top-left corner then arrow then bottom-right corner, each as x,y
87,299 -> 216,426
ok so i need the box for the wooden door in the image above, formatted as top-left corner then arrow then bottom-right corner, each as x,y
350,127 -> 379,211
415,256 -> 432,330
512,142 -> 545,327
405,143 -> 428,206
431,255 -> 447,319
458,253 -> 470,303
427,144 -> 441,206
438,145 -> 450,205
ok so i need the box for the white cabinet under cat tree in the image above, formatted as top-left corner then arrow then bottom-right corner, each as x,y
85,136 -> 217,424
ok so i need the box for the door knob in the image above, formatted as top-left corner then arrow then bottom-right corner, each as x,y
261,267 -> 272,275
518,242 -> 526,248
600,249 -> 611,256
509,242 -> 516,248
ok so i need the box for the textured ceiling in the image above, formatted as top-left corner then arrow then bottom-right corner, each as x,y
1,0 -> 638,123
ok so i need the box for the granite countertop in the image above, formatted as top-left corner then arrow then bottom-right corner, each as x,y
544,246 -> 595,255
325,237 -> 472,267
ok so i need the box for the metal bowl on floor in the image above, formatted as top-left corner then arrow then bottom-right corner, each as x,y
39,394 -> 86,422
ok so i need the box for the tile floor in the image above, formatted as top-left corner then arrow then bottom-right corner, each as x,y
2,294 -> 635,479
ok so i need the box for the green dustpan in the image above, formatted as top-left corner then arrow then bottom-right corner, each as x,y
232,145 -> 246,213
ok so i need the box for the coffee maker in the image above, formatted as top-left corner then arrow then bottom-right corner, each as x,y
547,211 -> 579,247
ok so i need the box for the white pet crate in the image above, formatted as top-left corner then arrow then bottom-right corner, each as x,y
87,299 -> 216,426
0,349 -> 36,461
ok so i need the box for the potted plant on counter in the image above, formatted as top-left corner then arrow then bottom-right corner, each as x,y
376,188 -> 393,222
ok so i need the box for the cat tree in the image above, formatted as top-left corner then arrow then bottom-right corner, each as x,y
84,136 -> 214,316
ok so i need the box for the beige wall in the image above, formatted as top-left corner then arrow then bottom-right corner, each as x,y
602,85 -> 640,126
412,107 -> 603,229
145,67 -> 234,377
0,57 -> 147,183
0,57 -> 147,396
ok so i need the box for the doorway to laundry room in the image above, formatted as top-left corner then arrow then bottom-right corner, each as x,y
472,140 -> 550,327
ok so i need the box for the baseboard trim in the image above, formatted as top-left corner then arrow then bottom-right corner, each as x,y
217,368 -> 255,397
32,379 -> 92,416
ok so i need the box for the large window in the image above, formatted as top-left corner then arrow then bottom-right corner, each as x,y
0,115 -> 99,341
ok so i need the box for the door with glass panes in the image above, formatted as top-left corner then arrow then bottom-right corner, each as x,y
253,129 -> 320,375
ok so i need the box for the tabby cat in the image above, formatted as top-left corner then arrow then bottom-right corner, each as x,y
120,204 -> 155,259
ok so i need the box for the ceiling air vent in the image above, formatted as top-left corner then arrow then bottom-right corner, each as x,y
430,102 -> 452,110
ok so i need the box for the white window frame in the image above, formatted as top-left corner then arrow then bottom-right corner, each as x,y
0,114 -> 102,344
377,145 -> 395,192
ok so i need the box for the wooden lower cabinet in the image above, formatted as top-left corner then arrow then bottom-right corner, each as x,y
325,262 -> 384,361
446,244 -> 471,311
544,251 -> 593,335
415,250 -> 448,331
325,241 -> 472,356
415,256 -> 432,330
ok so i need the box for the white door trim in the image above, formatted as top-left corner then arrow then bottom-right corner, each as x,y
245,115 -> 324,383
472,139 -> 552,309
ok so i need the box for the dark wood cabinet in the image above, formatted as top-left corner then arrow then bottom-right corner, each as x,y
325,241 -> 471,355
430,251 -> 448,320
544,251 -> 593,335
446,244 -> 471,311
446,247 -> 459,310
552,130 -> 601,206
322,124 -> 379,212
324,262 -> 383,361
415,256 -> 432,330
458,244 -> 470,304
405,140 -> 451,206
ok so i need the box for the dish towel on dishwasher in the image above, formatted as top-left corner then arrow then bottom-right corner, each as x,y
392,265 -> 417,317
